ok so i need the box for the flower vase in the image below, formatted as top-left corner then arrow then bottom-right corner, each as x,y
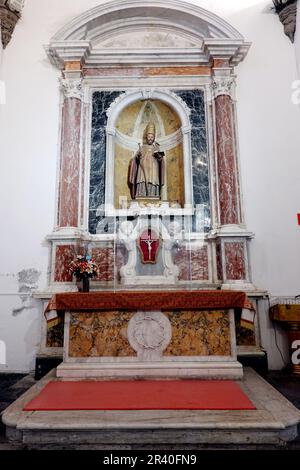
76,277 -> 90,292
82,276 -> 90,293
76,278 -> 83,292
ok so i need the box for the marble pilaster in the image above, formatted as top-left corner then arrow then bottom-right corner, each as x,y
211,62 -> 254,288
57,69 -> 83,228
212,73 -> 240,226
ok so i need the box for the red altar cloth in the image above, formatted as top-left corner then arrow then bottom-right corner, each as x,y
45,290 -> 254,314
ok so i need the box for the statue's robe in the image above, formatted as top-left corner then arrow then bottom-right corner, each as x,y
128,143 -> 165,200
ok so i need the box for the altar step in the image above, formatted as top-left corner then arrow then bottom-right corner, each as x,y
56,361 -> 244,380
2,368 -> 300,448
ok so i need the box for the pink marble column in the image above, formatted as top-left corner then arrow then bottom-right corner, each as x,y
215,95 -> 239,225
212,68 -> 253,287
57,75 -> 83,228
213,74 -> 240,226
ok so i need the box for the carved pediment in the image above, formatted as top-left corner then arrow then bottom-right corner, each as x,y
46,0 -> 250,68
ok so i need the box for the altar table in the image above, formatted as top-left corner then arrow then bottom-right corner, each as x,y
45,291 -> 254,380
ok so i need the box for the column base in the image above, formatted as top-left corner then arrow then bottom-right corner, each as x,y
221,281 -> 258,292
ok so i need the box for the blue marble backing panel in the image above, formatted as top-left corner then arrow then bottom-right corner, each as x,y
89,91 -> 122,234
175,90 -> 211,232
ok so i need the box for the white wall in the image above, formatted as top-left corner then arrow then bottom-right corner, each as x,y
0,0 -> 299,371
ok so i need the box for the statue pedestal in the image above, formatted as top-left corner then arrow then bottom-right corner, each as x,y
43,291 -> 254,380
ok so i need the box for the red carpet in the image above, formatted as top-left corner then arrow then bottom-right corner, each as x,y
24,380 -> 255,411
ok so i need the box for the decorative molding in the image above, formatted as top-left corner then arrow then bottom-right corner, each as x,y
0,0 -> 24,49
60,77 -> 83,100
106,88 -> 191,122
274,1 -> 297,43
46,42 -> 250,70
45,41 -> 91,70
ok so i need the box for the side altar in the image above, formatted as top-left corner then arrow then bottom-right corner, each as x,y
3,2 -> 300,449
46,290 -> 254,379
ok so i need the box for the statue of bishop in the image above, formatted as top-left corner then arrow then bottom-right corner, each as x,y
128,123 -> 165,200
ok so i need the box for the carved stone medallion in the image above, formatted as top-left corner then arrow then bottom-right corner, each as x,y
127,311 -> 172,360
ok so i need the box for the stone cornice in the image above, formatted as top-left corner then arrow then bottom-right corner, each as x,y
46,39 -> 250,70
45,41 -> 91,70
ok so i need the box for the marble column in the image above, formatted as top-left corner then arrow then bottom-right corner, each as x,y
57,68 -> 83,229
211,63 -> 254,289
212,72 -> 240,226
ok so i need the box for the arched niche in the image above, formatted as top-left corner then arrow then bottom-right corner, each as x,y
105,89 -> 193,215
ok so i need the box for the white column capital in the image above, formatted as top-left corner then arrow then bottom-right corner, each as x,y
60,77 -> 83,100
211,76 -> 236,100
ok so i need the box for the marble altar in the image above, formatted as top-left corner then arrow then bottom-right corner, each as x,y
44,291 -> 254,379
3,0 -> 300,450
